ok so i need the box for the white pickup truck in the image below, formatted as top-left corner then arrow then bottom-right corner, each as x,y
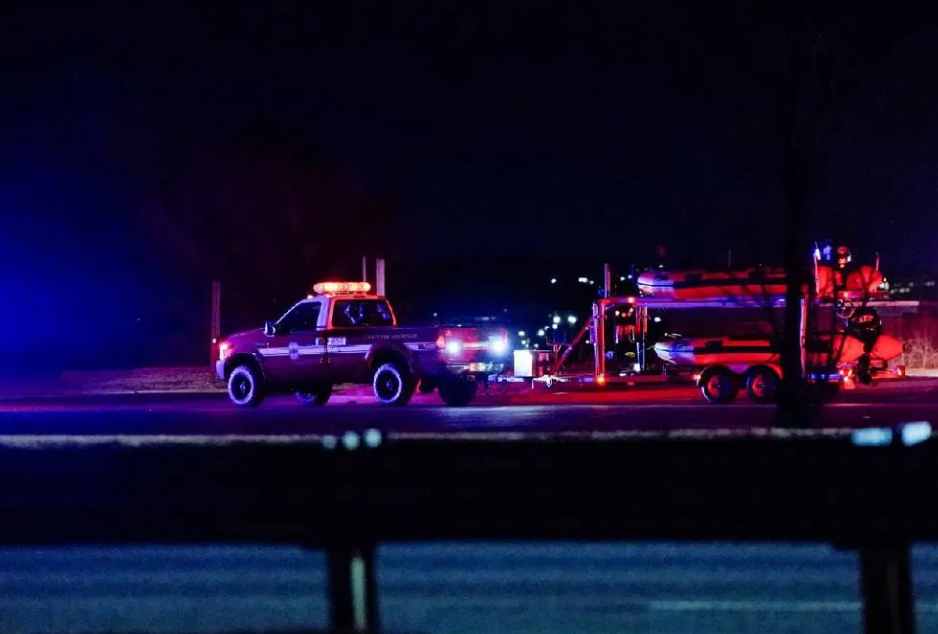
216,282 -> 508,407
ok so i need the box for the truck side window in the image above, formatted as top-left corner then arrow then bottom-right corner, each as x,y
333,300 -> 394,328
277,302 -> 321,334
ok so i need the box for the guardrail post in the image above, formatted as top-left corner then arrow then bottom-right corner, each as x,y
327,543 -> 380,633
860,544 -> 916,634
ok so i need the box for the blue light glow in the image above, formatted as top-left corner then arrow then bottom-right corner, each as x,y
851,427 -> 893,447
901,421 -> 932,446
342,431 -> 361,450
364,428 -> 383,448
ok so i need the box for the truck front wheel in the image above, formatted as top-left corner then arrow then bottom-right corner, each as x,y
372,362 -> 415,406
439,377 -> 478,407
228,364 -> 265,407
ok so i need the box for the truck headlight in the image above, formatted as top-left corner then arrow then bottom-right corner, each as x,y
219,342 -> 231,362
489,336 -> 508,356
445,339 -> 463,356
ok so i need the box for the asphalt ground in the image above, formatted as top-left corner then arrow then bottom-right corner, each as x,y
0,378 -> 936,436
6,542 -> 938,634
2,379 -> 937,633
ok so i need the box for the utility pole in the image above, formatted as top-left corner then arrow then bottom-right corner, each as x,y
210,280 -> 221,366
376,258 -> 386,296
776,24 -> 832,427
361,256 -> 368,284
603,263 -> 612,298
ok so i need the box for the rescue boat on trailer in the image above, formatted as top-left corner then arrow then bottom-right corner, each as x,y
639,250 -> 899,402
654,333 -> 903,376
637,264 -> 884,301
637,267 -> 787,300
653,336 -> 779,376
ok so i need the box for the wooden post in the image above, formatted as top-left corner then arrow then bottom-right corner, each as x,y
860,545 -> 916,634
210,281 -> 221,366
376,258 -> 386,297
327,543 -> 379,633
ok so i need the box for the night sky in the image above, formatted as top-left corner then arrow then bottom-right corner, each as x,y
3,4 -> 938,369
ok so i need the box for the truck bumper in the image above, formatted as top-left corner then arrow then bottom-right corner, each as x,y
413,350 -> 505,378
446,361 -> 505,375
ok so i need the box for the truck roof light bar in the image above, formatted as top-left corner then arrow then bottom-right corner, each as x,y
312,281 -> 372,295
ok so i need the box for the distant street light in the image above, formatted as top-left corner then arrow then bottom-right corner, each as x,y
518,330 -> 526,337
578,277 -> 588,283
537,329 -> 545,337
567,315 -> 577,325
550,277 -> 557,284
552,315 -> 561,325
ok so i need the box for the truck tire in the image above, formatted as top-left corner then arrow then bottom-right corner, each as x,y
699,367 -> 738,404
372,362 -> 415,406
746,367 -> 779,403
228,364 -> 265,407
439,377 -> 478,407
295,384 -> 332,406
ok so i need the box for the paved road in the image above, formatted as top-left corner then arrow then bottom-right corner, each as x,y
1,378 -> 936,436
5,541 -> 938,634
2,382 -> 938,633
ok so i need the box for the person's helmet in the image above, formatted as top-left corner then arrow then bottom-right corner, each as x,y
835,245 -> 852,268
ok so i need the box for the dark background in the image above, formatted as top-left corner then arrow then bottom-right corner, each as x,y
3,4 -> 938,370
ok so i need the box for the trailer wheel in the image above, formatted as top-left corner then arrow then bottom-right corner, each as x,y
439,377 -> 478,407
746,367 -> 779,403
699,367 -> 738,403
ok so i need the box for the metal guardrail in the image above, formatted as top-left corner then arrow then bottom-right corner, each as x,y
0,426 -> 931,634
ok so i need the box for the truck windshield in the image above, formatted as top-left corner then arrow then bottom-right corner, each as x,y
333,299 -> 394,327
277,301 -> 321,333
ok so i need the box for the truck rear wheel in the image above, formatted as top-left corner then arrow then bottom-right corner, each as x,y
699,367 -> 738,404
228,364 -> 265,407
439,377 -> 478,407
295,384 -> 332,406
372,362 -> 415,406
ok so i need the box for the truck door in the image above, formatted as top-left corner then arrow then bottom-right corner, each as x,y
263,300 -> 326,384
327,298 -> 395,382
